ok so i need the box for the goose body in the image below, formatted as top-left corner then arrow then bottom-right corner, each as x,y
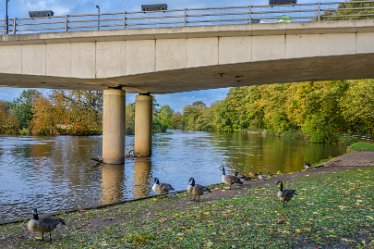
221,167 -> 243,189
234,171 -> 251,181
187,178 -> 194,195
276,181 -> 296,207
152,178 -> 174,195
27,209 -> 65,241
304,161 -> 312,169
257,174 -> 267,180
187,177 -> 211,201
125,150 -> 135,158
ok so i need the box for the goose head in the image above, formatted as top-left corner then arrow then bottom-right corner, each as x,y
32,208 -> 39,220
153,178 -> 160,184
188,177 -> 195,186
220,166 -> 226,175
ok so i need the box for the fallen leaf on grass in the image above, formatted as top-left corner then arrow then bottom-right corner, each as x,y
255,223 -> 265,227
276,219 -> 285,224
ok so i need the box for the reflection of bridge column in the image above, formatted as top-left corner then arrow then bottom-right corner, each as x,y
102,88 -> 125,164
133,158 -> 151,198
134,93 -> 153,157
101,164 -> 124,205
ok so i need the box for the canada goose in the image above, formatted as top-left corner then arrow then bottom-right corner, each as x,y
125,150 -> 135,158
234,171 -> 251,181
257,173 -> 267,180
304,161 -> 312,169
27,208 -> 65,241
276,181 -> 297,207
187,177 -> 211,201
221,166 -> 243,190
152,178 -> 174,195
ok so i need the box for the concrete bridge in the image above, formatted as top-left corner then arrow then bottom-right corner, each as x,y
1,13 -> 374,164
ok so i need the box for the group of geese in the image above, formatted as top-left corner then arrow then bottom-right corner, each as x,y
27,165 -> 298,242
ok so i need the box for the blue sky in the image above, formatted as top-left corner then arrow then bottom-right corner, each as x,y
0,0 -> 340,111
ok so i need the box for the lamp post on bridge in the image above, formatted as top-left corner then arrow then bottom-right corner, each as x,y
96,4 -> 100,30
5,0 -> 10,34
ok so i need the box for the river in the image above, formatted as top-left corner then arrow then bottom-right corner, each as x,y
0,130 -> 346,222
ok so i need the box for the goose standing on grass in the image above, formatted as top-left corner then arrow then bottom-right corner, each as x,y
187,177 -> 194,195
257,172 -> 267,180
276,181 -> 297,207
152,178 -> 174,195
234,171 -> 251,181
187,177 -> 211,201
304,161 -> 312,169
27,208 -> 65,241
221,166 -> 243,190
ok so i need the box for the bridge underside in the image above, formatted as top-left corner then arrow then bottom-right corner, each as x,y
1,53 -> 373,94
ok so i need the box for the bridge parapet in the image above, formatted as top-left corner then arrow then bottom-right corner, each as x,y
0,1 -> 373,35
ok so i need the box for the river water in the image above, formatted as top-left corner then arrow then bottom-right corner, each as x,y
0,130 -> 346,222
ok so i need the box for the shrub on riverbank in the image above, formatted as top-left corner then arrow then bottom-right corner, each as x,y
0,167 -> 372,248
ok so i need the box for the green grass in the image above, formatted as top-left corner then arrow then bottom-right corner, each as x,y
0,168 -> 373,248
348,142 -> 374,152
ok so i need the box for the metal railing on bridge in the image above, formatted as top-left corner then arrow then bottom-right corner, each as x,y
0,1 -> 373,35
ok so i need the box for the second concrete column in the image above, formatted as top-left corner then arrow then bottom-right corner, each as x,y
134,94 -> 153,157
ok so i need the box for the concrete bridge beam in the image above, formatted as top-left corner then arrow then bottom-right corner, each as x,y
102,88 -> 125,164
134,94 -> 153,157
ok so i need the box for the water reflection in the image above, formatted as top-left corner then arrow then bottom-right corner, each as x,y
133,158 -> 151,198
211,132 -> 344,174
100,164 -> 124,205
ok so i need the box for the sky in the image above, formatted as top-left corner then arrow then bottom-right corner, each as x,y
0,0 -> 340,111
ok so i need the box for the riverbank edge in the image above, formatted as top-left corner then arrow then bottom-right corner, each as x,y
1,151 -> 373,226
0,161 -> 372,248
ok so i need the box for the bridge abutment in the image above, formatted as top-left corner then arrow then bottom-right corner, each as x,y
102,88 -> 125,164
134,93 -> 153,157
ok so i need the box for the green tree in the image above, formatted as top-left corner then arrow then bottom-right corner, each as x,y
156,105 -> 176,129
125,103 -> 135,135
339,80 -> 374,135
322,0 -> 374,21
11,90 -> 41,130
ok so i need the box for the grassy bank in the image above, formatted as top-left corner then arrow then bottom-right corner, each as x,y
0,168 -> 373,248
348,142 -> 374,152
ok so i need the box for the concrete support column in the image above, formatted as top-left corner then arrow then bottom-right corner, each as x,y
102,89 -> 125,164
134,94 -> 153,157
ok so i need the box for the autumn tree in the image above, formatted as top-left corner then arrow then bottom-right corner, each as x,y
0,101 -> 19,134
29,95 -> 59,135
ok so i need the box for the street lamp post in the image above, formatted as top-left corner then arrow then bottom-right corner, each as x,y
96,4 -> 100,30
5,0 -> 10,34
